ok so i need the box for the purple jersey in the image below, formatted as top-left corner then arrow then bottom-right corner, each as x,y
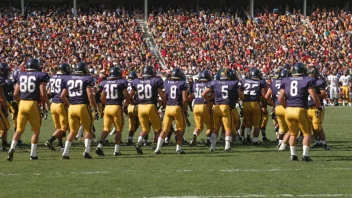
240,78 -> 266,102
17,72 -> 50,101
100,79 -> 128,105
270,78 -> 283,106
208,80 -> 240,105
308,77 -> 326,107
61,75 -> 95,105
281,76 -> 316,108
50,74 -> 66,103
164,80 -> 188,106
0,77 -> 5,87
131,77 -> 163,105
193,82 -> 208,105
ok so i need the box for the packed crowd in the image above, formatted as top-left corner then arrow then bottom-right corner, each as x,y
0,4 -> 158,77
148,4 -> 352,77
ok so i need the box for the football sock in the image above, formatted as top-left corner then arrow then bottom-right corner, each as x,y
225,136 -> 232,150
155,137 -> 164,151
58,141 -> 64,148
48,136 -> 57,143
10,140 -> 18,150
84,139 -> 92,154
315,139 -> 321,144
76,126 -> 83,138
322,140 -> 327,145
176,144 -> 182,151
128,136 -> 133,141
2,140 -> 7,147
290,146 -> 296,156
210,133 -> 217,150
114,144 -> 120,153
245,128 -> 251,136
137,136 -> 143,145
97,142 -> 103,148
303,145 -> 309,156
279,143 -> 287,151
62,141 -> 72,156
252,137 -> 258,142
261,129 -> 266,137
278,140 -> 283,145
30,144 -> 37,157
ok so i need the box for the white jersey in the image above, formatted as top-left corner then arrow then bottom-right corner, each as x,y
339,75 -> 351,86
327,75 -> 338,87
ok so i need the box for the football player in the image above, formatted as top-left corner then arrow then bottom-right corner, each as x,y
95,67 -> 130,156
278,63 -> 322,161
60,62 -> 98,159
307,66 -> 330,150
8,59 -> 50,161
265,68 -> 291,149
0,63 -> 10,151
45,63 -> 71,151
126,71 -> 139,145
189,70 -> 213,147
130,66 -> 166,154
154,68 -> 188,154
260,74 -> 270,141
202,68 -> 240,152
327,71 -> 339,106
229,69 -> 241,140
239,68 -> 266,145
339,70 -> 351,106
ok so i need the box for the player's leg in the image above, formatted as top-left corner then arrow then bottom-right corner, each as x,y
46,103 -> 66,151
149,104 -> 162,144
260,110 -> 269,141
210,105 -> 222,151
174,107 -> 186,153
27,101 -> 42,160
310,108 -> 323,148
190,104 -> 203,146
135,104 -> 152,154
96,106 -> 113,157
155,106 -> 173,153
80,105 -> 94,159
242,102 -> 252,143
298,108 -> 313,161
251,102 -> 262,145
126,105 -> 137,145
0,110 -> 10,151
62,105 -> 80,159
112,106 -> 123,156
285,107 -> 299,161
221,105 -> 233,151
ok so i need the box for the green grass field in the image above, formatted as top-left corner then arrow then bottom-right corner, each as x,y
0,107 -> 352,198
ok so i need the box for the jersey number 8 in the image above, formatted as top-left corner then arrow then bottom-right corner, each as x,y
20,76 -> 36,93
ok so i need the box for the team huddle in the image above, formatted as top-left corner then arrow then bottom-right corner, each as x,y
0,59 -> 330,161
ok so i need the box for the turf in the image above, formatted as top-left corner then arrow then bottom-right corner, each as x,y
0,107 -> 352,198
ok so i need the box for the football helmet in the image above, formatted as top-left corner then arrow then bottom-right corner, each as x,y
143,66 -> 155,78
170,68 -> 183,80
128,71 -> 138,81
219,68 -> 234,80
292,63 -> 307,76
109,67 -> 122,78
0,63 -> 10,77
26,59 -> 40,71
58,63 -> 71,75
74,62 -> 89,75
199,70 -> 212,82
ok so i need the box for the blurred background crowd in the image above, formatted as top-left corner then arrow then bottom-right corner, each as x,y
1,1 -> 352,80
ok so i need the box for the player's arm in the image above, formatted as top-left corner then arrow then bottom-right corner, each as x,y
318,89 -> 327,99
157,88 -> 166,108
60,88 -> 70,107
182,89 -> 188,112
278,89 -> 287,107
264,88 -> 272,101
40,82 -> 50,110
0,87 -> 8,113
100,90 -> 107,105
122,88 -> 130,108
238,88 -> 244,101
308,87 -> 322,109
13,83 -> 20,102
202,88 -> 212,103
87,85 -> 97,111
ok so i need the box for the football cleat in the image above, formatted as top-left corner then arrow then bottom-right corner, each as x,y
45,140 -> 56,151
30,156 -> 38,160
210,148 -> 215,152
301,156 -> 313,162
83,152 -> 92,159
176,150 -> 186,154
246,136 -> 252,144
135,144 -> 143,155
262,137 -> 270,142
291,155 -> 299,161
60,146 -> 64,152
125,139 -> 133,146
95,147 -> 105,157
0,146 -> 7,152
189,135 -> 197,147
62,156 -> 70,160
323,144 -> 330,151
312,143 -> 323,148
154,150 -> 161,154
252,142 -> 260,146
225,148 -> 231,152
205,139 -> 211,146
7,149 -> 14,161
114,152 -> 121,156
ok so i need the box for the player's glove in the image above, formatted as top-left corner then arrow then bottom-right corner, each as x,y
94,110 -> 99,120
315,107 -> 322,117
